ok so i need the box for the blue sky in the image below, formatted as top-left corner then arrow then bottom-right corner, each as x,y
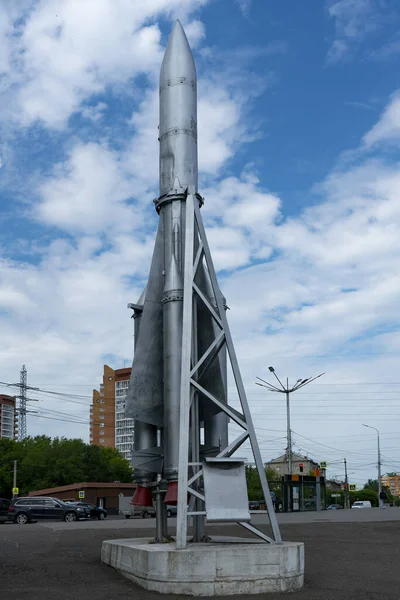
1,0 -> 400,486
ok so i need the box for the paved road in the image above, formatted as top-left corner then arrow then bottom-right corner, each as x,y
16,506 -> 400,531
1,517 -> 399,599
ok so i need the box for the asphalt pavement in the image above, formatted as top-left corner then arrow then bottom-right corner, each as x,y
1,513 -> 399,599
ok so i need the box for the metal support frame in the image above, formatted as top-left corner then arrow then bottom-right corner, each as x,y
19,365 -> 27,440
175,194 -> 282,549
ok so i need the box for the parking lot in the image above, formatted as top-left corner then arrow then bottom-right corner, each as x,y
1,512 -> 400,599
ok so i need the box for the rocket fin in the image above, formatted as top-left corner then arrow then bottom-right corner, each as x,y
125,219 -> 164,427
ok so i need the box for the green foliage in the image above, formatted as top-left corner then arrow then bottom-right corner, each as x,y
363,479 -> 379,492
362,479 -> 393,504
350,488 -> 379,507
245,465 -> 281,502
0,436 -> 133,496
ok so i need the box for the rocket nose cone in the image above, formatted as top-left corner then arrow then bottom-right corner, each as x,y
160,19 -> 196,84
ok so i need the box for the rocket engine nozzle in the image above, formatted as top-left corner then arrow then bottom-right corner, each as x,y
130,486 -> 153,507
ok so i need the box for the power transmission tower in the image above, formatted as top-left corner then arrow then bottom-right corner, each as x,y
18,365 -> 28,440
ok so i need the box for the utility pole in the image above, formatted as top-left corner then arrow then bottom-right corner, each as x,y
13,461 -> 17,497
344,458 -> 349,509
19,365 -> 27,440
363,424 -> 382,508
256,368 -> 325,476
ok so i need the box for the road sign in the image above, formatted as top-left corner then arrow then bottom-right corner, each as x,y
12,487 -> 19,495
320,461 -> 328,469
78,491 -> 85,499
331,493 -> 340,498
349,484 -> 356,491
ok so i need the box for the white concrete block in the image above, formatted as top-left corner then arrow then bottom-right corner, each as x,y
101,536 -> 304,595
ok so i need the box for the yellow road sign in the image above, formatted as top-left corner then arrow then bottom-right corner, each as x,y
12,487 -> 19,495
78,491 -> 85,499
349,484 -> 357,491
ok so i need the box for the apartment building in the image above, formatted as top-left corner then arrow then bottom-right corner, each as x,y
381,473 -> 400,497
90,365 -> 134,461
0,394 -> 18,440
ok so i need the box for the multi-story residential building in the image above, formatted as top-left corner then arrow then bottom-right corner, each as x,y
381,473 -> 400,497
90,365 -> 134,461
0,394 -> 18,440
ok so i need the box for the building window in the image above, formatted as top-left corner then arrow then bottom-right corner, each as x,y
100,408 -> 105,412
100,399 -> 105,404
100,438 -> 104,443
116,380 -> 129,389
100,416 -> 104,420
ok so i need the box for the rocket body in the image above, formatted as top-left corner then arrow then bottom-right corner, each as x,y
159,22 -> 198,197
126,21 -> 228,504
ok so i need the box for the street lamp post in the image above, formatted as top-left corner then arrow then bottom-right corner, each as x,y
256,368 -> 325,476
362,424 -> 382,508
344,458 -> 350,509
285,386 -> 292,475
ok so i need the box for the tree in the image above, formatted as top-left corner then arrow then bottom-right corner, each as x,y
363,479 -> 379,492
363,479 -> 393,504
245,465 -> 280,501
0,436 -> 133,497
350,489 -> 379,507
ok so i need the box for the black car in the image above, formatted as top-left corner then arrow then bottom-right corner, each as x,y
73,502 -> 107,520
8,497 -> 91,524
0,498 -> 11,523
249,501 -> 262,510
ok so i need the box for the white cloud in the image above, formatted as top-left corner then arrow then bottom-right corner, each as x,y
327,0 -> 382,62
36,142 -> 141,235
0,0 -> 209,128
198,87 -> 241,173
236,0 -> 252,17
81,102 -> 108,123
363,90 -> 400,147
182,19 -> 206,48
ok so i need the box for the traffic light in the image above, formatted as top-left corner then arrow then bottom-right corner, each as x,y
299,463 -> 303,473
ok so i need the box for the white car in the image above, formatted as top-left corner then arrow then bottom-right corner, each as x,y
351,500 -> 372,508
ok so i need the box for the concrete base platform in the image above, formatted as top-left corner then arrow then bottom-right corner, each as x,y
101,536 -> 304,596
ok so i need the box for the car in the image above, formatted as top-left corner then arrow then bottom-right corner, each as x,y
140,506 -> 156,518
248,501 -> 262,510
123,505 -> 177,518
0,498 -> 11,523
351,500 -> 372,509
327,503 -> 343,510
72,502 -> 107,520
166,505 -> 177,518
8,497 -> 91,524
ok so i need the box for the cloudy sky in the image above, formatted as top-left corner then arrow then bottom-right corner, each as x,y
1,0 -> 400,487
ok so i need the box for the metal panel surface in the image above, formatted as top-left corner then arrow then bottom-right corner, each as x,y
203,458 -> 250,522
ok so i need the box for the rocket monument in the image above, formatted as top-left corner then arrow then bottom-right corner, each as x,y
125,20 -> 281,548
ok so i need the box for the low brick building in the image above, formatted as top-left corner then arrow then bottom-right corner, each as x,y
28,482 -> 136,514
266,452 -> 320,476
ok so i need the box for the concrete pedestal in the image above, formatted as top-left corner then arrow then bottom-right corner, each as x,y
101,536 -> 304,596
